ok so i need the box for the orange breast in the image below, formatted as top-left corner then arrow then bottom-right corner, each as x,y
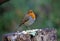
28,12 -> 36,19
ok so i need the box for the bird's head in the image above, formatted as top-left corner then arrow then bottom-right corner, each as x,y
28,10 -> 33,14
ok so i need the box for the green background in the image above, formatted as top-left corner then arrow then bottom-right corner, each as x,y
0,0 -> 60,41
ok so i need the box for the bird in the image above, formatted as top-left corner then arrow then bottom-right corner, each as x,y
18,10 -> 36,30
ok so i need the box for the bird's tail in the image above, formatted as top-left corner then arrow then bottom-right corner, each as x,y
15,23 -> 24,32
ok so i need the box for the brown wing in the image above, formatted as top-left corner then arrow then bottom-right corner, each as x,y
19,16 -> 29,27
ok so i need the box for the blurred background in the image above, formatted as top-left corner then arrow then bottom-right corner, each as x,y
0,0 -> 60,41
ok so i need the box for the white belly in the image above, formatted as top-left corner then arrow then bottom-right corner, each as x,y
24,16 -> 35,26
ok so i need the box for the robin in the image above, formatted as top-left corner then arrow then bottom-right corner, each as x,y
19,10 -> 36,30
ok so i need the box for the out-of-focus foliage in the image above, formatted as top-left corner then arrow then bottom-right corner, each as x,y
0,0 -> 60,41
